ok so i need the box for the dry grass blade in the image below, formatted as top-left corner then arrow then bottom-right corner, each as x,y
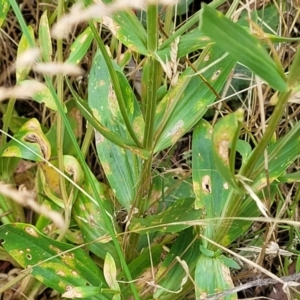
0,183 -> 64,228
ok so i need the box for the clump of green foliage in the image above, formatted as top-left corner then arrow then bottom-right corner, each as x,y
1,0 -> 300,299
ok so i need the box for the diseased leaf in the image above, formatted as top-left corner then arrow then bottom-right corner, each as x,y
129,198 -> 202,234
66,27 -> 93,64
1,118 -> 51,161
104,253 -> 120,292
72,171 -> 120,264
154,45 -> 236,153
195,255 -> 237,300
154,228 -> 200,299
0,223 -> 107,298
103,11 -> 147,55
88,50 -> 144,209
212,109 -> 244,191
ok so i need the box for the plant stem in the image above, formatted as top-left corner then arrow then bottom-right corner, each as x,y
123,5 -> 159,262
56,0 -> 69,242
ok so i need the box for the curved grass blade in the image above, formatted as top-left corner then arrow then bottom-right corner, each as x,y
199,4 -> 287,92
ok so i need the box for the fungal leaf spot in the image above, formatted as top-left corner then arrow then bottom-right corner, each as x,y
25,226 -> 39,237
218,139 -> 230,165
202,175 -> 212,194
211,69 -> 221,81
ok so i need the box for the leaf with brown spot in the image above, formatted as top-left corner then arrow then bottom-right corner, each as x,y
212,109 -> 244,191
0,223 -> 107,298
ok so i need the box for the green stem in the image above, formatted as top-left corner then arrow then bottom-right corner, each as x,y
123,5 -> 159,262
56,0 -> 69,242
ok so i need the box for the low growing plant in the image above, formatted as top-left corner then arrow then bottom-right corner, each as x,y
1,0 -> 300,299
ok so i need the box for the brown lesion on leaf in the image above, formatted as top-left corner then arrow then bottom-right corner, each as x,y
201,175 -> 212,194
218,139 -> 230,165
24,226 -> 39,237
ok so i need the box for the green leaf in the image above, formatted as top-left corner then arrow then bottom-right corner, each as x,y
195,255 -> 237,300
19,80 -> 67,112
199,4 -> 287,92
212,109 -> 244,191
0,223 -> 107,297
16,25 -> 35,82
105,10 -> 147,55
66,27 -> 93,64
88,50 -> 144,209
39,11 -> 52,62
251,120 -> 300,191
72,171 -> 120,263
157,28 -> 210,60
154,44 -> 236,153
200,245 -> 215,257
129,198 -> 202,234
0,0 -> 10,28
192,120 -> 231,216
72,95 -> 148,159
219,255 -> 240,270
154,228 -> 200,298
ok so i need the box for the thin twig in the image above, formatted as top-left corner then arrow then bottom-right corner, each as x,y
207,273 -> 300,300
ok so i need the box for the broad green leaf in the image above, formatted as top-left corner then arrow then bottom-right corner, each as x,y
39,11 -> 52,62
1,118 -> 51,161
129,198 -> 202,234
212,109 -> 244,191
103,11 -> 147,55
154,228 -> 200,298
88,50 -> 144,209
149,171 -> 194,212
66,27 -> 93,64
200,4 -> 287,92
16,25 -> 35,82
195,255 -> 236,300
154,45 -> 236,153
192,120 -> 231,243
19,80 -> 67,112
0,0 -> 10,28
73,95 -> 148,159
72,172 -> 120,263
0,223 -> 108,298
157,28 -> 210,60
